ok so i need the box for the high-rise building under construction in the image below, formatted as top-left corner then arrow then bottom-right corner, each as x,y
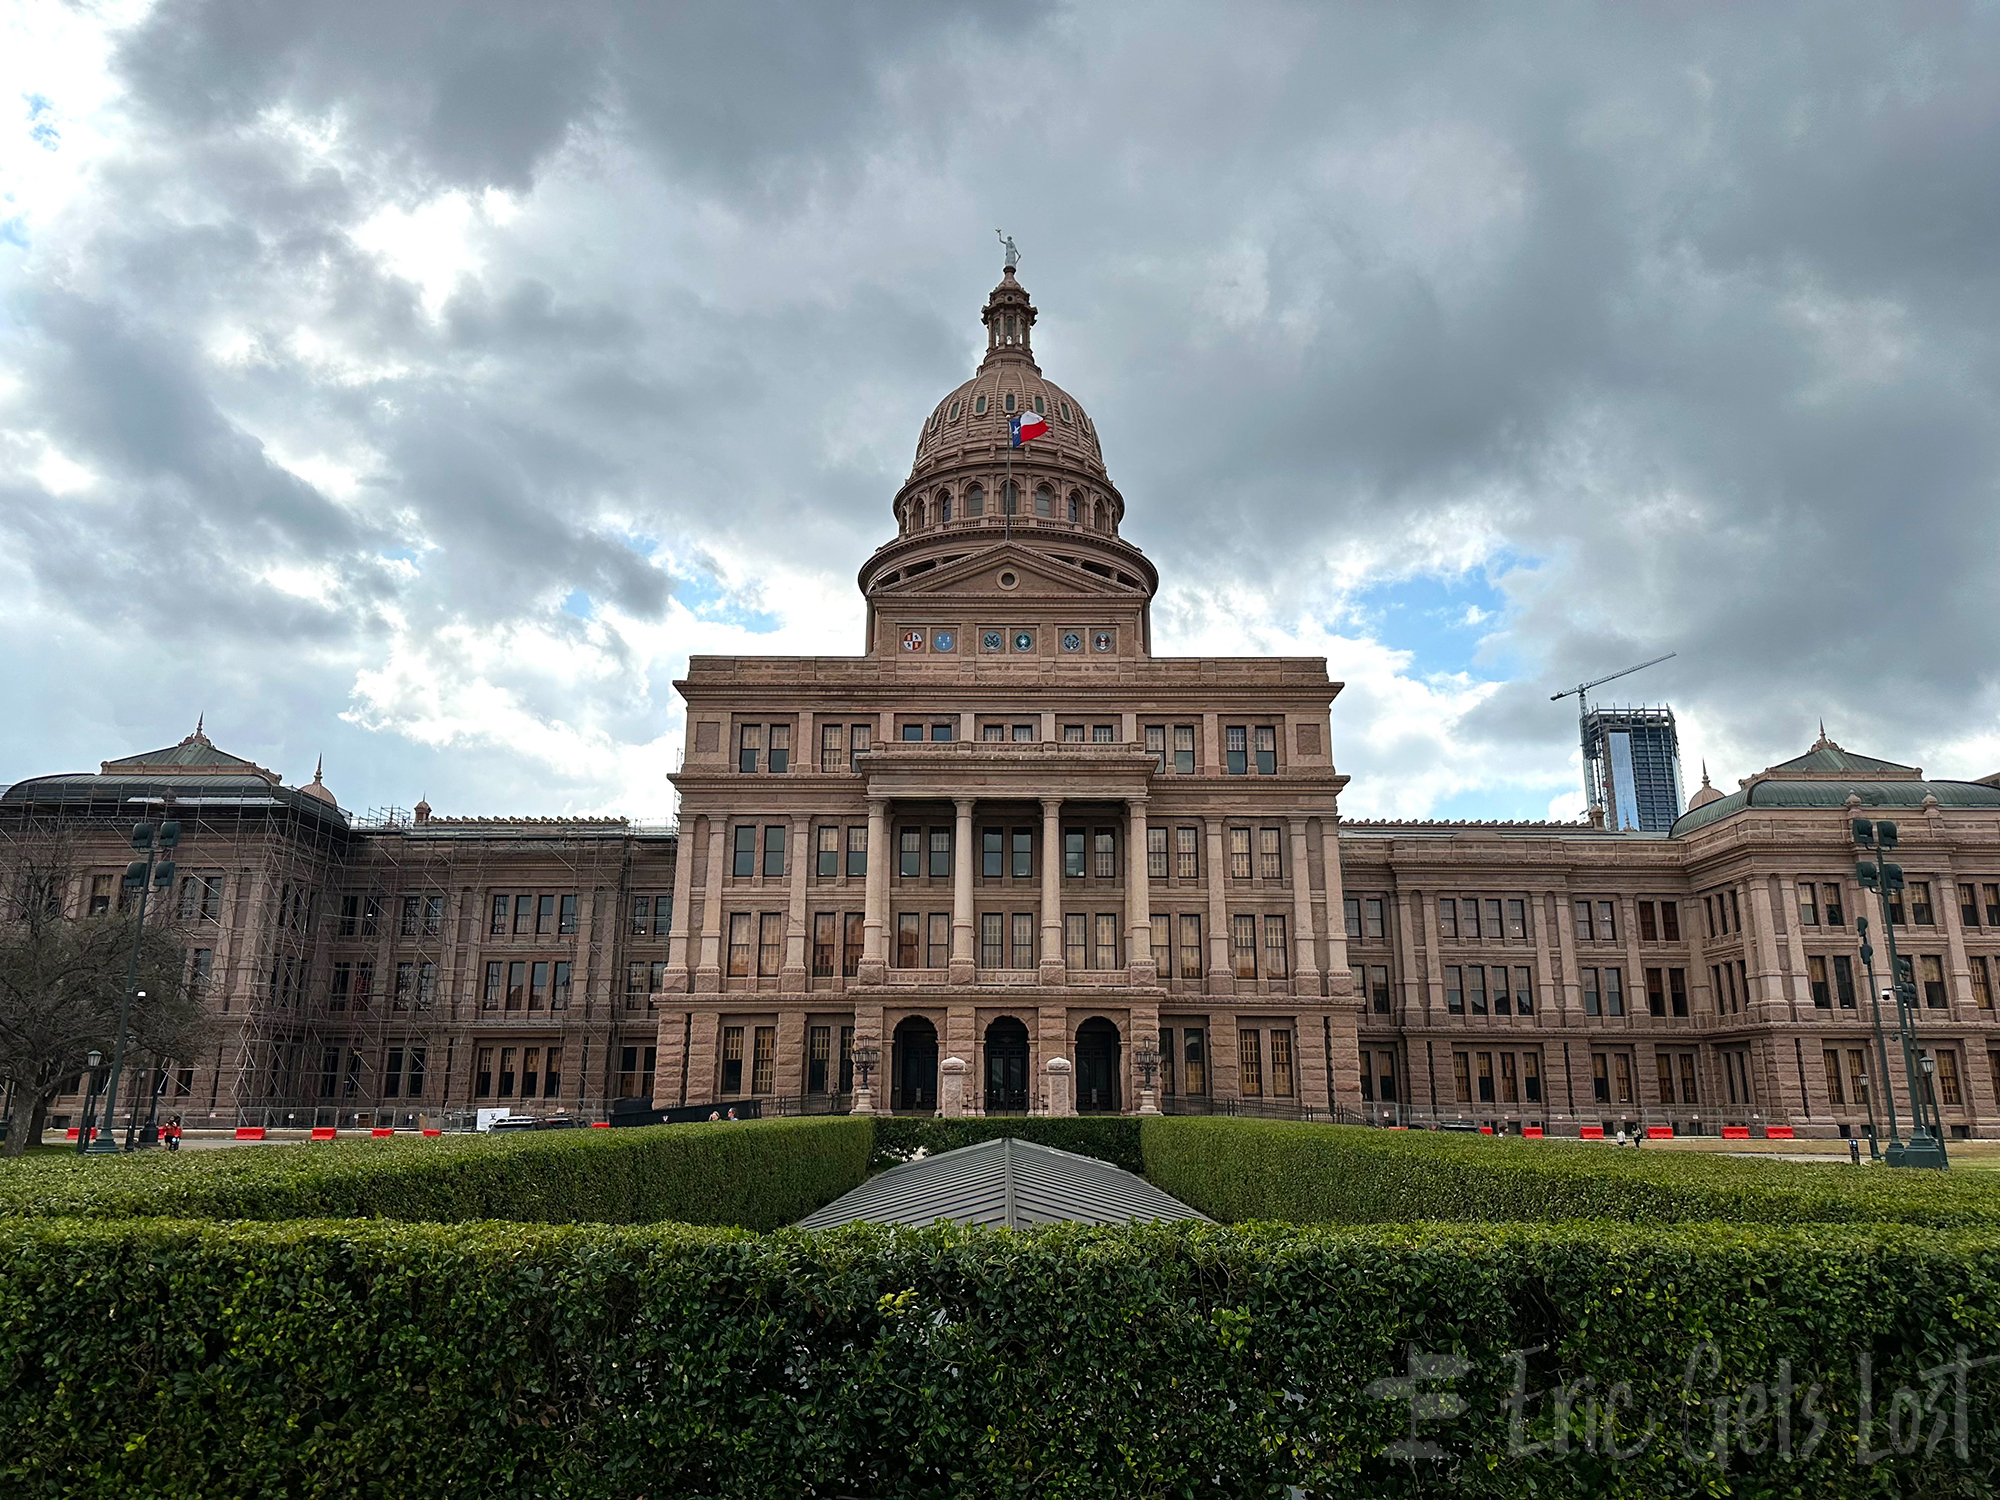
1584,706 -> 1684,833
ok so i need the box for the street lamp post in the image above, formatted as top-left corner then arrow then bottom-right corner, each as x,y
1134,1034 -> 1161,1116
89,811 -> 179,1156
851,1042 -> 881,1116
73,1048 -> 104,1154
1853,818 -> 1947,1169
1856,1067 -> 1879,1162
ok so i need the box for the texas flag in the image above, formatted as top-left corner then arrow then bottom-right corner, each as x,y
1010,409 -> 1049,446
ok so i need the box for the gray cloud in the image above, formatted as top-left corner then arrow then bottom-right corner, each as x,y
3,0 -> 1998,816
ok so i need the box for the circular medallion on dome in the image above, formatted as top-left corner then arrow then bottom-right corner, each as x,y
1093,631 -> 1114,652
1061,631 -> 1083,652
933,631 -> 955,652
901,630 -> 926,653
982,631 -> 1003,652
1013,631 -> 1034,652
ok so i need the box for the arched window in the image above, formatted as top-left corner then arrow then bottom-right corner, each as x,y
1004,392 -> 1016,412
1093,500 -> 1106,530
974,395 -> 987,416
1067,491 -> 1081,523
1002,481 -> 1019,516
914,499 -> 927,529
965,483 -> 984,518
937,488 -> 952,523
1033,395 -> 1046,415
1035,485 -> 1053,518
948,400 -> 961,421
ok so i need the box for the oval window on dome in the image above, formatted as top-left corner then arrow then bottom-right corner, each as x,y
1004,392 -> 1016,412
1034,395 -> 1045,415
974,396 -> 987,416
929,410 -> 941,431
949,400 -> 961,421
1060,401 -> 1071,422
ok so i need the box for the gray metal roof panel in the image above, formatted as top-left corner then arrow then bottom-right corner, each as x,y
797,1135 -> 1207,1230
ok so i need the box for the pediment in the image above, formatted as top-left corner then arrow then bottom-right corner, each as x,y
871,541 -> 1143,601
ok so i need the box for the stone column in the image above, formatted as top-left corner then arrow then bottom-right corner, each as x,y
664,815 -> 699,991
1126,797 -> 1155,984
940,1055 -> 968,1117
1287,818 -> 1319,994
1043,1055 -> 1074,1117
1204,819 -> 1233,994
859,797 -> 889,983
950,797 -> 976,983
1039,797 -> 1065,983
781,813 -> 810,991
1320,819 -> 1352,991
693,821 -> 726,994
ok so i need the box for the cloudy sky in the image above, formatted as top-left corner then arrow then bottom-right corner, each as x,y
3,1 -> 1997,823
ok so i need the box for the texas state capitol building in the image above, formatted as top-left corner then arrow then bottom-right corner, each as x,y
11,262 -> 2000,1139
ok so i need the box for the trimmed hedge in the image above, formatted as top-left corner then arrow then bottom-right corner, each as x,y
1144,1116 -> 2000,1228
0,1116 -> 870,1229
5,1215 -> 2000,1496
871,1114 -> 1144,1173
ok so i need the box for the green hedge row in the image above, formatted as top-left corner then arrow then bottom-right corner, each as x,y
6,1215 -> 2000,1497
0,1117 -> 870,1229
1142,1116 -> 2000,1228
870,1114 -> 1144,1173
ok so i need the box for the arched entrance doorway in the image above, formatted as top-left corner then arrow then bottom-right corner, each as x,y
1075,1016 -> 1122,1114
891,1016 -> 938,1112
984,1017 -> 1030,1113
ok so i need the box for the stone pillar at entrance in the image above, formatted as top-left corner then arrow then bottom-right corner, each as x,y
940,1055 -> 969,1117
950,797 -> 976,983
1127,797 -> 1156,984
1039,797 -> 1064,983
1042,1055 -> 1074,1117
860,797 -> 889,983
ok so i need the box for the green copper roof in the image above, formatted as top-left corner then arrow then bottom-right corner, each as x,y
1759,743 -> 1921,778
1672,778 -> 2000,836
102,739 -> 263,772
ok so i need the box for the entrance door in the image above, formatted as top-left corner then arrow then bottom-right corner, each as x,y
984,1017 -> 1030,1112
1075,1016 -> 1122,1113
892,1016 -> 938,1112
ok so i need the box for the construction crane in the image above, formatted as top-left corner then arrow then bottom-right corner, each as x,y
1551,653 -> 1677,818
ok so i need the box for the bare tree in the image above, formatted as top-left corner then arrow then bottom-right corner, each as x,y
0,831 -> 207,1155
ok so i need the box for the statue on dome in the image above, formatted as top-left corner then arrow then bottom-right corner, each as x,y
996,230 -> 1019,269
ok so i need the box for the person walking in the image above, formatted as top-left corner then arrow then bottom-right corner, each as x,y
164,1115 -> 183,1152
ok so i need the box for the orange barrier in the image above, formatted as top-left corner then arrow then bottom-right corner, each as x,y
371,1127 -> 395,1137
309,1127 -> 338,1141
1578,1125 -> 1605,1140
1764,1125 -> 1795,1140
1478,1125 -> 1493,1134
1721,1126 -> 1751,1139
1646,1126 -> 1674,1140
421,1128 -> 442,1137
234,1126 -> 266,1141
1522,1126 -> 1544,1139
591,1121 -> 610,1128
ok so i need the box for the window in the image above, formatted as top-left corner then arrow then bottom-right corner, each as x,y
899,828 -> 921,878
179,874 -> 224,921
1231,915 -> 1258,978
1258,827 -> 1282,880
1445,965 -> 1464,1014
1667,967 -> 1686,1017
1523,1053 -> 1543,1103
475,1047 -> 494,1099
1012,912 -> 1035,969
1179,914 -> 1204,978
721,1028 -> 744,1094
1937,1049 -> 1963,1107
821,723 -> 844,773
1065,913 -> 1088,970
931,722 -> 953,743
1438,898 -> 1457,938
1182,1028 -> 1207,1096
1462,899 -> 1481,938
1370,965 -> 1391,1015
738,724 -> 761,773
897,913 -> 921,969
1822,883 -> 1845,926
1477,1052 -> 1495,1104
1573,899 -> 1593,940
1964,884 -> 1980,927
1093,830 -> 1116,878
1824,1048 -> 1846,1106
1605,967 -> 1625,1016
554,893 -> 577,936
1911,881 -> 1935,925
1011,829 -> 1032,878
1092,723 -> 1115,744
1175,827 -> 1199,879
752,1028 -> 776,1095
1270,1030 -> 1294,1097
1468,965 -> 1487,1015
1173,725 -> 1196,774
534,894 -> 554,936
927,912 -> 950,969
1831,953 -> 1857,1008
1973,956 -> 1993,1011
1147,827 -> 1168,880
615,1046 -> 657,1101
844,913 -> 864,976
980,828 -> 1003,879
768,725 -> 789,772
1094,913 -> 1119,970
814,826 -> 840,878
1639,901 -> 1659,941
331,961 -> 354,1011
1921,954 -> 1947,1008
496,1048 -> 516,1099
758,913 -> 783,976
1592,1053 -> 1610,1104
87,874 -> 112,916
1062,723 -> 1086,744
902,722 -> 923,743
1506,899 -> 1527,940
1146,725 -> 1166,772
847,826 -> 868,877
733,826 -> 756,878
1453,1051 -> 1472,1103
850,723 -> 872,772
1239,1031 -> 1263,1096
1364,898 -> 1385,940
980,912 -> 1004,969
1500,1052 -> 1520,1104
812,912 -> 837,977
1263,915 -> 1289,978
929,827 -> 952,878
1149,914 -> 1170,975
1583,967 -> 1600,1017
1808,955 -> 1831,1008
727,912 -> 752,977
1484,899 -> 1503,937
763,825 -> 786,878
1254,725 -> 1277,775
521,1047 -> 541,1100
1225,725 -> 1248,775
513,895 -> 532,935
1986,883 -> 2000,925
808,1027 -> 831,1094
1646,967 -> 1667,1016
1064,830 -> 1086,878
1800,885 -> 1819,926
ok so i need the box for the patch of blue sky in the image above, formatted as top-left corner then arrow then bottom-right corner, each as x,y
23,94 -> 59,149
1417,785 -> 1580,825
673,570 -> 781,634
562,589 -> 592,619
1341,555 -> 1532,683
